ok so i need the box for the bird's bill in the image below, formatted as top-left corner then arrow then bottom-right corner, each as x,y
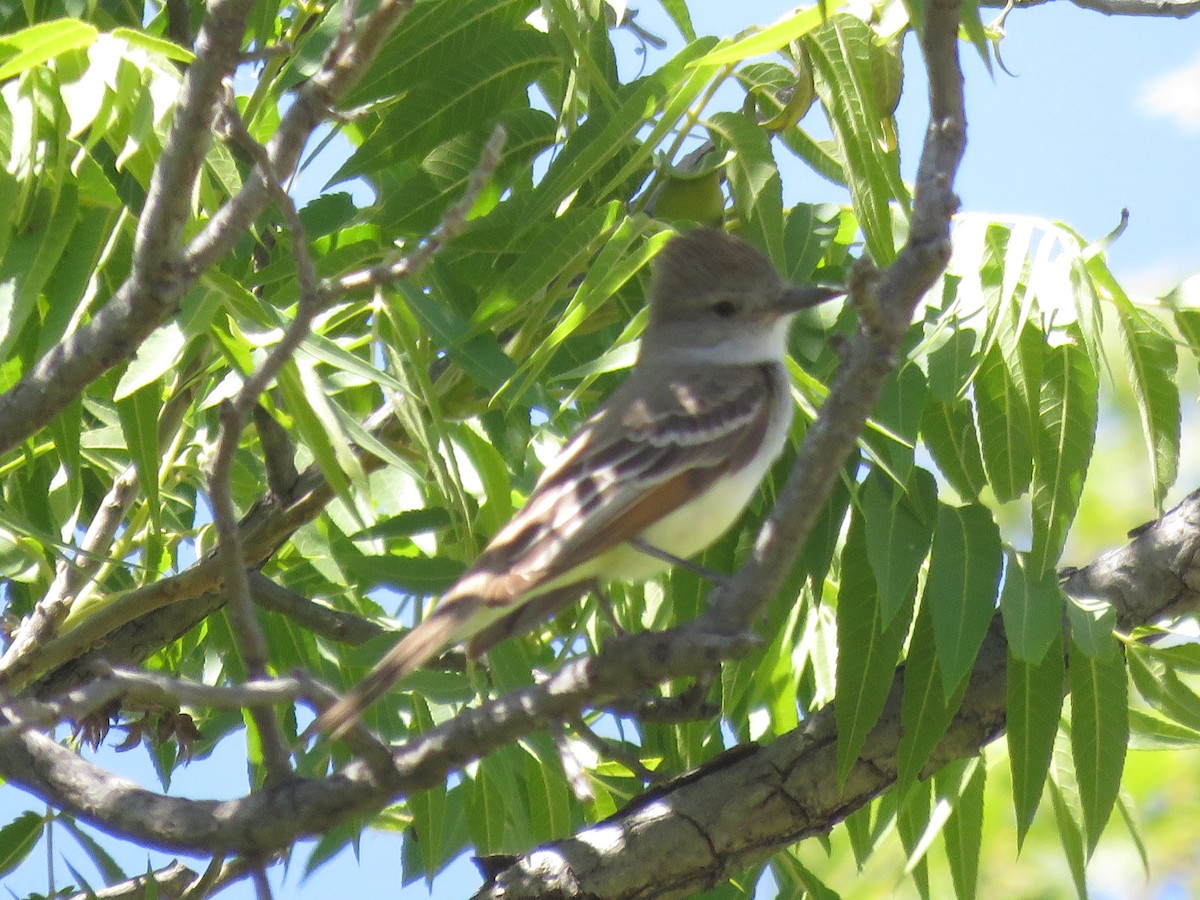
778,283 -> 847,311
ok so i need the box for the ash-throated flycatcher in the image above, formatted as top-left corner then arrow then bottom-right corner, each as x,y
310,228 -> 842,738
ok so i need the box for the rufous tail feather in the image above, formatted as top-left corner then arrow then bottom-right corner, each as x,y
304,597 -> 482,741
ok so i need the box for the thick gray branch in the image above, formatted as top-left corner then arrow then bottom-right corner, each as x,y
980,0 -> 1200,16
476,489 -> 1200,899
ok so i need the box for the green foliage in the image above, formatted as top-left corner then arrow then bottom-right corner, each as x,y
1,1 -> 1199,898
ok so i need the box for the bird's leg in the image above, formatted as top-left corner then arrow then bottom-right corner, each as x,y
629,538 -> 732,587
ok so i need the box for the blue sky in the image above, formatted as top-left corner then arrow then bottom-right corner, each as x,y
6,3 -> 1200,898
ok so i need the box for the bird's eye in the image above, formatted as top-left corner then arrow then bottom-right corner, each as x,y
711,300 -> 737,319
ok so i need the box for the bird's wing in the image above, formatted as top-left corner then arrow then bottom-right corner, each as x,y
306,363 -> 785,740
459,362 -> 784,605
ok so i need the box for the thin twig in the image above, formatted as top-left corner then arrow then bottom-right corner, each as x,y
979,0 -> 1200,14
0,667 -> 309,743
207,83 -> 325,783
247,572 -> 386,646
65,860 -> 197,900
314,125 -> 507,305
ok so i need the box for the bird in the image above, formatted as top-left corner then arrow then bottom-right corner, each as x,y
307,228 -> 843,738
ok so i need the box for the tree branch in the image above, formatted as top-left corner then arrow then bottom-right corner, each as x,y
0,0 -> 418,457
980,0 -> 1200,16
0,0 -> 257,456
474,487 -> 1200,899
1,485 -> 1196,863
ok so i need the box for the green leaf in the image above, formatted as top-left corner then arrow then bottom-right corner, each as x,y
59,816 -> 126,884
0,183 -> 80,362
998,548 -> 1064,664
1128,708 -> 1200,750
972,341 -> 1033,502
771,850 -> 842,899
920,397 -> 987,501
925,327 -> 979,402
799,453 -> 856,598
468,758 -> 514,852
347,553 -> 466,596
896,601 -> 969,798
1048,778 -> 1088,900
1127,646 -> 1200,733
530,37 -> 720,231
351,509 -> 453,542
377,107 -> 556,236
808,15 -> 908,265
1064,585 -> 1117,660
522,735 -> 572,842
778,127 -> 846,187
926,503 -> 1002,699
1114,302 -> 1180,509
275,360 -> 355,510
476,203 -> 620,328
347,0 -> 537,106
862,466 -> 936,626
111,26 -> 194,62
942,757 -> 985,900
835,514 -> 914,786
356,25 -> 556,174
395,282 -> 517,395
0,18 -> 98,80
782,202 -> 840,283
1007,631 -> 1064,848
690,4 -> 837,66
896,780 -> 932,899
498,214 -> 664,405
707,111 -> 785,268
1030,334 -> 1097,578
657,0 -> 697,41
959,0 -> 993,72
0,810 -> 43,878
1116,792 -> 1150,880
1069,637 -> 1128,854
867,362 -> 926,483
114,322 -> 187,400
115,382 -> 161,530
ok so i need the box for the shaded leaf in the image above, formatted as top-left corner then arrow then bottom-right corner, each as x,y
920,397 -> 987,501
1069,637 -> 1128,854
896,601 -> 969,798
926,504 -> 1002,699
835,515 -> 914,786
862,466 -> 936,626
998,548 -> 1064,664
1007,631 -> 1064,848
0,811 -> 43,877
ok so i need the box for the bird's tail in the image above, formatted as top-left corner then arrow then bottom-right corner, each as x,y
304,597 -> 482,741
